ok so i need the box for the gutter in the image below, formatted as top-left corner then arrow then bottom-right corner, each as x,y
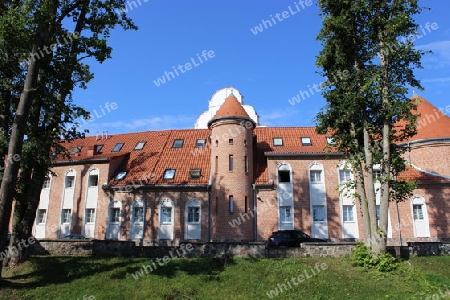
265,152 -> 343,157
103,184 -> 209,191
398,137 -> 450,147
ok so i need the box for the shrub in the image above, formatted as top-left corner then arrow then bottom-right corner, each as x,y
352,242 -> 399,272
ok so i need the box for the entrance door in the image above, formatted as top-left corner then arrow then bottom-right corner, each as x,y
412,196 -> 430,237
60,209 -> 72,237
130,200 -> 145,240
185,199 -> 201,239
107,201 -> 121,240
158,199 -> 174,240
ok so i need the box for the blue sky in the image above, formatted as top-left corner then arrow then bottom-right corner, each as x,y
73,0 -> 450,135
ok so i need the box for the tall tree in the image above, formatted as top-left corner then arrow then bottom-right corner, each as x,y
315,0 -> 425,254
0,0 -> 136,278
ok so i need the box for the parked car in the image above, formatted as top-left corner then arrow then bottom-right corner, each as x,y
267,230 -> 328,247
63,234 -> 88,240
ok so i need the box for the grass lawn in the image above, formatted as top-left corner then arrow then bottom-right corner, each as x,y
1,255 -> 449,300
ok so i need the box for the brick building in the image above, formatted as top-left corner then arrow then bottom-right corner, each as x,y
33,87 -> 450,244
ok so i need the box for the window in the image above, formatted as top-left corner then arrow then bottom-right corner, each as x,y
65,175 -> 75,188
229,155 -> 234,172
373,170 -> 382,181
62,209 -> 71,223
413,204 -> 424,220
163,169 -> 176,180
161,207 -> 172,223
278,170 -> 290,183
313,205 -> 325,222
229,139 -> 233,145
86,209 -> 95,223
339,170 -> 351,183
245,156 -> 248,173
37,209 -> 47,224
133,207 -> 144,223
115,171 -> 127,181
273,138 -> 283,146
376,205 -> 380,221
95,144 -> 103,153
229,195 -> 234,213
215,156 -> 218,174
245,196 -> 248,213
70,146 -> 82,154
310,170 -> 322,183
188,207 -> 200,223
88,174 -> 98,187
301,137 -> 312,146
172,139 -> 184,148
190,168 -> 201,180
111,208 -> 120,223
326,137 -> 335,145
195,139 -> 206,148
280,206 -> 292,222
43,177 -> 51,189
112,143 -> 124,152
134,141 -> 146,150
343,205 -> 355,222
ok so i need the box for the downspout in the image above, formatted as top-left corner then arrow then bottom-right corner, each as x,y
395,200 -> 403,246
207,184 -> 212,242
252,184 -> 257,242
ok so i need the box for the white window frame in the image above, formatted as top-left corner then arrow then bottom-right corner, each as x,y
110,207 -> 121,223
343,205 -> 355,222
161,207 -> 172,224
280,206 -> 292,223
86,208 -> 95,223
187,206 -> 200,223
62,209 -> 72,224
310,170 -> 322,183
313,205 -> 325,222
65,175 -> 75,188
37,209 -> 47,224
133,206 -> 144,223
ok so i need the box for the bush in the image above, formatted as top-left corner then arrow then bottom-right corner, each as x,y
352,242 -> 398,272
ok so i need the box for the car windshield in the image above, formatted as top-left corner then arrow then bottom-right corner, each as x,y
295,231 -> 309,239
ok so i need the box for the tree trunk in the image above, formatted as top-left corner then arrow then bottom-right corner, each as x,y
0,54 -> 39,280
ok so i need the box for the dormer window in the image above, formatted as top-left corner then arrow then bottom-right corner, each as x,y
195,139 -> 206,148
112,143 -> 124,152
326,137 -> 335,145
115,171 -> 127,181
95,145 -> 103,154
190,168 -> 201,180
172,139 -> 184,148
273,138 -> 283,146
134,141 -> 146,150
301,137 -> 312,146
70,146 -> 82,154
163,169 -> 176,180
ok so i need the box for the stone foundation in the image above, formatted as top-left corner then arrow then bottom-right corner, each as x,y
30,239 -> 450,258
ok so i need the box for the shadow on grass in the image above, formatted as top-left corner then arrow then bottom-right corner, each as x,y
110,255 -> 239,280
1,256 -> 146,289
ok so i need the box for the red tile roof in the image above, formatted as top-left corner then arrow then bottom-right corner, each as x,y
398,164 -> 450,183
399,96 -> 450,142
212,95 -> 251,120
54,96 -> 448,186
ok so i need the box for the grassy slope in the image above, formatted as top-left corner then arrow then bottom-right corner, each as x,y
1,256 -> 449,300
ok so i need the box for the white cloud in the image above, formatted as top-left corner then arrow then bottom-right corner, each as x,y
418,40 -> 450,68
258,108 -> 299,126
79,115 -> 196,134
422,77 -> 450,83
